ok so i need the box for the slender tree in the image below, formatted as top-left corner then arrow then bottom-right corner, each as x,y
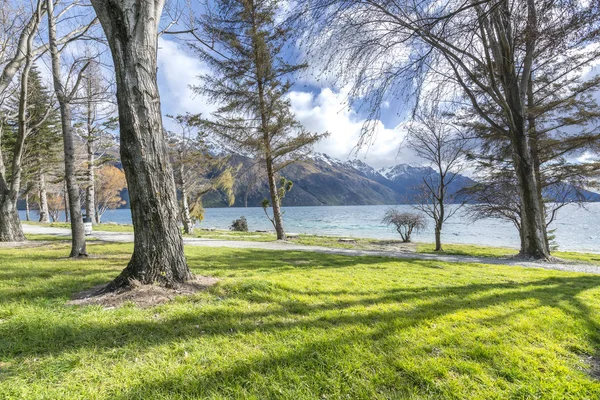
406,108 -> 470,251
90,0 -> 193,289
47,0 -> 93,257
193,0 -> 326,240
0,0 -> 46,241
75,60 -> 118,225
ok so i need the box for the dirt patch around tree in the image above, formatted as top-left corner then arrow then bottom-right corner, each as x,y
67,276 -> 219,308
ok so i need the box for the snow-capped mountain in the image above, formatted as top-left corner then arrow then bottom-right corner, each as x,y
377,164 -> 433,181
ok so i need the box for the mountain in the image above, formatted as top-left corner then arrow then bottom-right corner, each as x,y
376,164 -> 476,200
203,153 -> 404,207
202,152 -> 600,207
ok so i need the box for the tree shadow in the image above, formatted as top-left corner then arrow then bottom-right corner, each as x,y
2,245 -> 600,397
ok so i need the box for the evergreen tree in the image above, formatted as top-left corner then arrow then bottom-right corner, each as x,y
21,66 -> 62,223
192,0 -> 327,240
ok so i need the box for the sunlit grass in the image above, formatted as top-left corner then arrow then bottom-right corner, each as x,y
417,243 -> 600,264
1,241 -> 600,399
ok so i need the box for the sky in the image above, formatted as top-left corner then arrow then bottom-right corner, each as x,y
156,37 -> 418,169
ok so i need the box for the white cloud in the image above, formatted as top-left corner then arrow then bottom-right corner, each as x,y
156,39 -> 417,169
290,87 -> 419,168
157,38 -> 216,127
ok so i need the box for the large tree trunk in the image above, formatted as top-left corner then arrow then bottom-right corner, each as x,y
47,0 -> 86,257
91,0 -> 191,289
510,118 -> 550,259
38,171 -> 50,223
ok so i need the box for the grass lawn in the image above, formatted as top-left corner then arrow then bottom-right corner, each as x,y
417,243 -> 600,264
1,241 -> 600,399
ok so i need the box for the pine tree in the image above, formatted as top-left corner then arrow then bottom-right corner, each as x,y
192,0 -> 327,240
21,66 -> 62,223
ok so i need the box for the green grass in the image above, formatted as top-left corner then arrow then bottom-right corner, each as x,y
1,241 -> 600,398
417,243 -> 600,264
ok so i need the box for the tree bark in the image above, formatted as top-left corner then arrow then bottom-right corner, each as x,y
91,0 -> 191,289
265,156 -> 286,240
38,170 -> 50,223
47,0 -> 86,257
178,163 -> 194,235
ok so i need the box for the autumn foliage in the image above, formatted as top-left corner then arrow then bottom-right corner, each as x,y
95,165 -> 127,222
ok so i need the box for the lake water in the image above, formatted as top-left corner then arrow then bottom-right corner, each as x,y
20,203 -> 600,253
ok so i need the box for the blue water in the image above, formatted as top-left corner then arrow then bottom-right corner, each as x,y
20,203 -> 600,252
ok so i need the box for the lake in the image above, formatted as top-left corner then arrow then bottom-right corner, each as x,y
19,203 -> 600,253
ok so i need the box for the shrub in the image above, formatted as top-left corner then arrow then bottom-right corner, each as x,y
382,209 -> 426,243
231,216 -> 249,232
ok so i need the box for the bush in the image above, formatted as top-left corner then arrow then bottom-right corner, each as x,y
382,209 -> 426,243
230,216 -> 249,232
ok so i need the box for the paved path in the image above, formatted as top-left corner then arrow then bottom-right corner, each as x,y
22,225 -> 600,275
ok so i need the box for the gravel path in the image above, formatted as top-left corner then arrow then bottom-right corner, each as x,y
21,225 -> 600,275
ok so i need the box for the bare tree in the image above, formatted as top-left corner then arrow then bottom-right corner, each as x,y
47,0 -> 97,257
90,0 -> 193,289
406,108 -> 469,251
75,59 -> 117,225
0,0 -> 46,241
382,209 -> 426,243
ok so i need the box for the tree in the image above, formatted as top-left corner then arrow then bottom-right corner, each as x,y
47,0 -> 94,257
91,0 -> 193,289
76,60 -> 118,225
262,176 -> 292,232
406,108 -> 469,251
94,165 -> 126,223
382,209 -> 426,243
17,66 -> 62,224
0,0 -> 45,241
193,0 -> 326,240
301,0 -> 600,259
167,114 -> 236,235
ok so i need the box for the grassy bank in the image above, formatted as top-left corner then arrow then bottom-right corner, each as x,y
1,241 -> 600,399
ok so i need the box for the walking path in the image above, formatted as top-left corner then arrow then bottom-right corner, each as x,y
22,225 -> 600,275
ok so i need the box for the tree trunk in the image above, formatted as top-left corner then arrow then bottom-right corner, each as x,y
434,227 -> 442,251
179,165 -> 194,235
38,170 -> 50,223
63,180 -> 69,223
0,1 -> 44,96
510,122 -> 550,259
265,156 -> 286,240
527,76 -> 548,248
91,0 -> 191,289
181,194 -> 194,235
85,140 -> 97,224
25,193 -> 30,221
47,0 -> 86,257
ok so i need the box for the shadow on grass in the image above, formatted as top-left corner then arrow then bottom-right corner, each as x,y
1,245 -> 600,397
